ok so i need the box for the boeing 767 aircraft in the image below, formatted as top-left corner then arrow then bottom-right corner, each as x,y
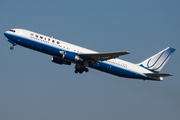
4,29 -> 176,81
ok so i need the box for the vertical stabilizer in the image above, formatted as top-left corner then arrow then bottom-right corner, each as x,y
139,47 -> 176,73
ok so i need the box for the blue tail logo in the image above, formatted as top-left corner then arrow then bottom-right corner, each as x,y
139,47 -> 176,73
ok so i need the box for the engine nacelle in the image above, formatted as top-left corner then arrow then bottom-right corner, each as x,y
60,51 -> 83,62
52,56 -> 71,65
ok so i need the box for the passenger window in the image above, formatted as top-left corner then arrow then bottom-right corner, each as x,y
48,38 -> 50,41
57,41 -> 60,44
52,40 -> 55,43
35,35 -> 39,38
40,36 -> 43,39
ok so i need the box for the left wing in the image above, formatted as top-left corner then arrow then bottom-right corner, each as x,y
79,51 -> 130,62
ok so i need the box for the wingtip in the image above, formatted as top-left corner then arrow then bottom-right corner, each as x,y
124,51 -> 130,54
168,73 -> 173,76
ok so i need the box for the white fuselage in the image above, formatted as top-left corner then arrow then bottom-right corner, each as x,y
4,29 -> 158,80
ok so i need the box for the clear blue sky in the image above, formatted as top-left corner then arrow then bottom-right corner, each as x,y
0,0 -> 180,120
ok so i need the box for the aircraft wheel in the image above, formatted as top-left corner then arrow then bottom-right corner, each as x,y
79,69 -> 84,74
79,71 -> 83,74
75,69 -> 78,74
85,68 -> 89,72
10,46 -> 14,50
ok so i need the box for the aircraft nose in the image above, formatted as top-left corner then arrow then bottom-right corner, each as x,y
4,31 -> 9,38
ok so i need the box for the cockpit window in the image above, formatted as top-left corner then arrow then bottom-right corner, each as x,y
9,30 -> 16,32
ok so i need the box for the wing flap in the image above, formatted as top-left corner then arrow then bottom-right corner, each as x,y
79,51 -> 130,61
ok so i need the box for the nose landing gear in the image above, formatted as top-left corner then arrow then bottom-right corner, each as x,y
10,45 -> 15,50
8,39 -> 17,50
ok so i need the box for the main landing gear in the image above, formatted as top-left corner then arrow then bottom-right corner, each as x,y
74,62 -> 89,74
74,68 -> 89,74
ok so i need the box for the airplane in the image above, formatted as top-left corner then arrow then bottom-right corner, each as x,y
4,29 -> 176,81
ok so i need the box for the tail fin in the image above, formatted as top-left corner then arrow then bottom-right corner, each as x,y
139,47 -> 176,73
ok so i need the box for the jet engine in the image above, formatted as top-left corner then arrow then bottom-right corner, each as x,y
51,56 -> 71,65
60,51 -> 83,62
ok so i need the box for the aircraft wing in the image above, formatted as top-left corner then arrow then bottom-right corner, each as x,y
79,51 -> 130,62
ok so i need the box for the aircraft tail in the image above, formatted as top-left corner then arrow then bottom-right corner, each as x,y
138,47 -> 176,73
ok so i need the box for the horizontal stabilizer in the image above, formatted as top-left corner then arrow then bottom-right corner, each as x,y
145,73 -> 173,78
79,51 -> 130,61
